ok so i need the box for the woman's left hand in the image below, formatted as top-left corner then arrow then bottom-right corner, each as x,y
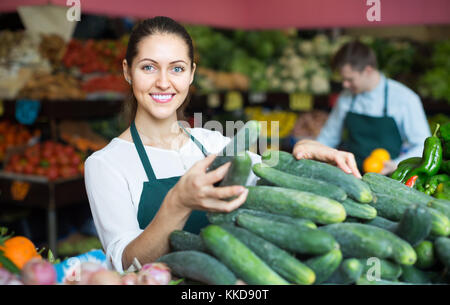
292,139 -> 362,178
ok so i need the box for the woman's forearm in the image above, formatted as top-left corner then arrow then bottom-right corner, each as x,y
121,188 -> 191,270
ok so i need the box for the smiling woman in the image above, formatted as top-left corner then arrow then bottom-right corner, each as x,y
84,16 -> 256,273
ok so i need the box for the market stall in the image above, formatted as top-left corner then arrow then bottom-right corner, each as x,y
0,0 -> 449,287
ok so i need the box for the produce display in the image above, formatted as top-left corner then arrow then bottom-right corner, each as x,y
0,121 -> 41,163
391,122 -> 449,198
244,106 -> 297,138
158,149 -> 450,285
3,141 -> 85,180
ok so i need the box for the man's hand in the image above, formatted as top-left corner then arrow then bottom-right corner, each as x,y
292,139 -> 362,178
380,160 -> 397,176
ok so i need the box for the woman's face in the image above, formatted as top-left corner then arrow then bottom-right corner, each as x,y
124,33 -> 195,121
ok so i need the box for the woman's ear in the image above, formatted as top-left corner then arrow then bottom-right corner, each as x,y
123,59 -> 132,84
189,62 -> 196,85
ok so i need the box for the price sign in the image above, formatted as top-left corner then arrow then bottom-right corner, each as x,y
11,181 -> 31,201
224,91 -> 243,112
15,99 -> 41,125
289,93 -> 313,111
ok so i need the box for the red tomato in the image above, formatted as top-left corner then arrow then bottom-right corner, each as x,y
47,167 -> 59,180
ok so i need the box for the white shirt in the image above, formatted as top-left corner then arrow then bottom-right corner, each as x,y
84,128 -> 261,272
316,74 -> 431,163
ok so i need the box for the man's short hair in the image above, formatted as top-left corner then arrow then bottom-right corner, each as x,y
331,40 -> 378,72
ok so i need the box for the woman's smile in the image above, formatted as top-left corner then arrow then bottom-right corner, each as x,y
150,93 -> 176,103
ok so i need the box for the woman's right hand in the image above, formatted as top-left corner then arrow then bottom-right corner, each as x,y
170,154 -> 249,213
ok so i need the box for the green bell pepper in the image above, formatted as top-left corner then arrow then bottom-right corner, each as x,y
434,181 -> 450,200
441,160 -> 450,175
404,124 -> 443,184
424,174 -> 450,195
390,157 -> 422,182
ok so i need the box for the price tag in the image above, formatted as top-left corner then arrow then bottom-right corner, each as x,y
15,99 -> 41,125
249,92 -> 267,104
207,93 -> 221,108
11,181 -> 31,201
289,93 -> 313,111
224,91 -> 243,112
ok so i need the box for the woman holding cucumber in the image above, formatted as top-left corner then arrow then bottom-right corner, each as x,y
84,16 -> 360,273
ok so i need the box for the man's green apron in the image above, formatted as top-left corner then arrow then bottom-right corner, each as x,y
341,80 -> 403,172
130,121 -> 209,234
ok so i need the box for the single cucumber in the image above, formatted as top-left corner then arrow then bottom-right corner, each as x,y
325,258 -> 364,285
400,265 -> 434,284
428,199 -> 450,221
395,204 -> 432,247
414,240 -> 436,269
252,163 -> 347,201
169,230 -> 208,253
219,151 -> 252,187
305,249 -> 343,284
434,237 -> 450,268
340,198 -> 377,220
370,193 -> 450,237
364,216 -> 398,233
221,224 -> 316,285
200,225 -> 288,285
320,223 -> 417,265
207,208 -> 316,229
236,213 -> 338,255
156,250 -> 237,285
243,186 -> 346,225
359,258 -> 402,281
263,150 -> 373,203
207,120 -> 260,173
221,120 -> 260,157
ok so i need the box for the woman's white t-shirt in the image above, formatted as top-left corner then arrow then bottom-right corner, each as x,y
84,128 -> 261,272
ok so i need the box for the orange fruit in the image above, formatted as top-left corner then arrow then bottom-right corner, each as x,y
370,148 -> 391,163
0,236 -> 41,269
363,156 -> 384,173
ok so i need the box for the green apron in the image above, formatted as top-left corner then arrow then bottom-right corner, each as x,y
130,121 -> 209,234
341,80 -> 402,172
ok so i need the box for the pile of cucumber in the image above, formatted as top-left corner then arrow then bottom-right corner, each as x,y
157,150 -> 450,285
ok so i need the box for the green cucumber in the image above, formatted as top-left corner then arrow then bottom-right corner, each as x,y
252,163 -> 347,201
395,204 -> 432,247
156,250 -> 236,285
414,240 -> 436,269
340,198 -> 377,220
325,258 -> 364,285
263,150 -> 373,203
236,213 -> 338,255
221,120 -> 260,157
207,208 -> 316,229
428,199 -> 450,221
221,224 -> 316,285
356,277 -> 415,285
359,258 -> 402,281
370,193 -> 450,237
364,216 -> 398,233
256,177 -> 274,186
434,237 -> 450,268
169,230 -> 208,253
305,249 -> 343,284
243,186 -> 346,224
320,223 -> 417,265
200,225 -> 288,285
219,151 -> 252,187
400,265 -> 434,284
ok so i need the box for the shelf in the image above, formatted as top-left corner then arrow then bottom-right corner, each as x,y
0,171 -> 88,209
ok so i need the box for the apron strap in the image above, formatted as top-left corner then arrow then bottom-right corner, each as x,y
178,122 -> 210,157
130,121 -> 157,181
383,79 -> 389,116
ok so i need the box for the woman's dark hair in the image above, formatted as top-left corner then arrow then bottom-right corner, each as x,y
331,40 -> 378,72
122,16 -> 195,125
